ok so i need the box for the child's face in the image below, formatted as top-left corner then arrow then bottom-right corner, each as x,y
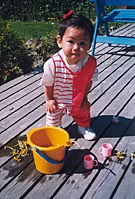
57,27 -> 91,65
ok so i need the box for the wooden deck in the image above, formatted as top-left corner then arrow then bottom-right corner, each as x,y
0,23 -> 135,199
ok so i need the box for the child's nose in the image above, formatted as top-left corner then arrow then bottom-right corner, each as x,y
73,43 -> 79,50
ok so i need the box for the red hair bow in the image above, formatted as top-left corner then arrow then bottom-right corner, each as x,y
63,10 -> 74,19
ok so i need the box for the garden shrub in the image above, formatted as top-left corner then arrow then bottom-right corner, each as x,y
0,19 -> 34,85
35,28 -> 59,62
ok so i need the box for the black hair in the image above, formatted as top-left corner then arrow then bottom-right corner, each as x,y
58,10 -> 94,43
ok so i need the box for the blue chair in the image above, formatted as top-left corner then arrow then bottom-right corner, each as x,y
89,0 -> 135,55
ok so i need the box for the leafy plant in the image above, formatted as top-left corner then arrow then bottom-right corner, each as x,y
0,0 -> 89,21
4,140 -> 30,162
115,150 -> 135,162
0,19 -> 34,85
35,23 -> 59,61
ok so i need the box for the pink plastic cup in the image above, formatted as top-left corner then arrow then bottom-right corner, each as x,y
98,143 -> 113,157
84,154 -> 98,170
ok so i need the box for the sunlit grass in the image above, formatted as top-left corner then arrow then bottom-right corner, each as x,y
9,20 -> 59,40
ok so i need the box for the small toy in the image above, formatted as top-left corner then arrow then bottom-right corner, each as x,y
112,116 -> 120,124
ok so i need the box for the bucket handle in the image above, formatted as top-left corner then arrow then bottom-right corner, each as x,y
34,147 -> 68,164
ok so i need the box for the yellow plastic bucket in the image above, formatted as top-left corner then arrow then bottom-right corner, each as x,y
27,126 -> 71,174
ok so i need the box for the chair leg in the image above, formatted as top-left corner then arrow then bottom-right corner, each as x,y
91,21 -> 99,55
104,21 -> 111,46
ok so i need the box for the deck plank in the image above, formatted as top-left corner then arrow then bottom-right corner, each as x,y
0,72 -> 42,100
112,159 -> 135,199
15,64 -> 135,199
95,23 -> 135,55
45,87 -> 135,199
83,120 -> 135,199
0,23 -> 135,199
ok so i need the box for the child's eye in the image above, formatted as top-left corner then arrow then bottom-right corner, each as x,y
68,40 -> 74,44
80,41 -> 86,46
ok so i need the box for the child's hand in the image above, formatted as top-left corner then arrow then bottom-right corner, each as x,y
46,99 -> 57,113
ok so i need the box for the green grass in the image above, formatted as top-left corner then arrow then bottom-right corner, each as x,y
9,20 -> 58,40
8,18 -> 122,41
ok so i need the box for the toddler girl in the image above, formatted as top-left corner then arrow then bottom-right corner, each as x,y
40,10 -> 98,140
